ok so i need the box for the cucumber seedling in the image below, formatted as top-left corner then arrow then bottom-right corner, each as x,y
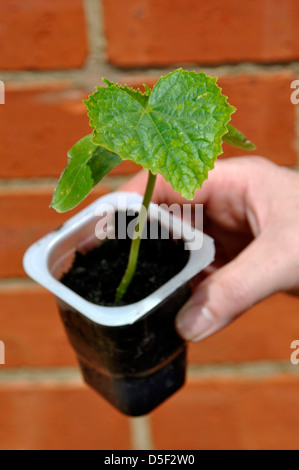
51,68 -> 255,302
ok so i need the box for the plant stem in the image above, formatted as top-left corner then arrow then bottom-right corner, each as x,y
115,171 -> 157,303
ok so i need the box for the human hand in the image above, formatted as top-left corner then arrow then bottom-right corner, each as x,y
120,156 -> 299,342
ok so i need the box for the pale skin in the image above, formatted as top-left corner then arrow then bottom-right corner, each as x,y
120,156 -> 299,342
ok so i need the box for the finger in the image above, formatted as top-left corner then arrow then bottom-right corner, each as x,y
175,233 -> 282,342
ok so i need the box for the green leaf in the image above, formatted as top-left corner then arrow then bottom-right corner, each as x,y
103,79 -> 151,109
51,134 -> 122,213
223,124 -> 256,150
85,69 -> 236,200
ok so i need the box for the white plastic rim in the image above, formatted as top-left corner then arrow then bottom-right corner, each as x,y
23,192 -> 215,327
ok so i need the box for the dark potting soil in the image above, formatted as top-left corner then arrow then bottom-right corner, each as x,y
61,215 -> 190,306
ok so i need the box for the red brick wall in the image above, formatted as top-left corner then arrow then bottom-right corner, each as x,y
0,0 -> 299,450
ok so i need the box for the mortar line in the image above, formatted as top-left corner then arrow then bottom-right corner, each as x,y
0,367 -> 82,384
0,178 -> 57,187
129,416 -> 155,451
83,0 -> 106,69
1,63 -> 299,86
187,360 -> 299,379
0,278 -> 38,291
0,175 -> 131,191
0,361 -> 298,383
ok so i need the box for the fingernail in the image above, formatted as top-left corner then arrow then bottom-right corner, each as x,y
176,305 -> 214,342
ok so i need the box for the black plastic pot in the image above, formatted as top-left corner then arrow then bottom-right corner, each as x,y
23,192 -> 215,416
58,283 -> 190,416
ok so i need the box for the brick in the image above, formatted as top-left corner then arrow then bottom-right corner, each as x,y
151,375 -> 299,450
0,185 -> 109,278
103,0 -> 299,67
0,383 -> 131,450
219,73 -> 297,166
0,84 -> 90,178
0,286 -> 76,367
188,293 -> 299,364
122,72 -> 297,166
0,83 -> 142,178
0,0 -> 88,70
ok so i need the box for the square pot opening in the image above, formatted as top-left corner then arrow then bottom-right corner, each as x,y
24,192 -> 215,327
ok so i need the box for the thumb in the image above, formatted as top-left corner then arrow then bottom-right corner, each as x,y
175,236 -> 279,342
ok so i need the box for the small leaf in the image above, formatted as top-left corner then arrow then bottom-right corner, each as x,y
51,134 -> 121,213
85,69 -> 236,200
223,124 -> 256,150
